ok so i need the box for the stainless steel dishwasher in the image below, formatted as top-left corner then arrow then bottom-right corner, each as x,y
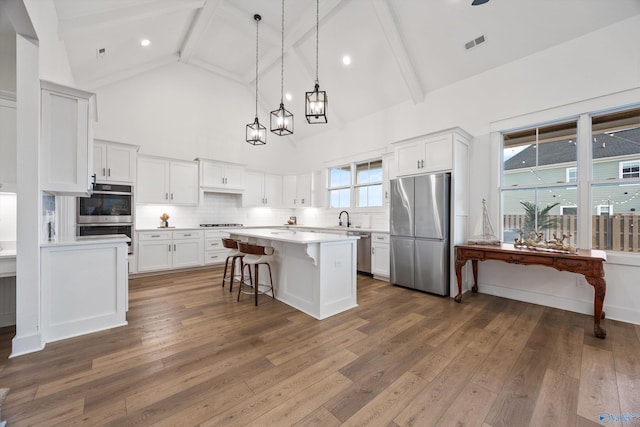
348,230 -> 371,274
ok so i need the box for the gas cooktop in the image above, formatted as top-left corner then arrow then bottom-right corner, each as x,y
199,223 -> 243,228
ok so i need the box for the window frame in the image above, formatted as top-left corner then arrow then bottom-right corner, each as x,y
327,158 -> 383,209
619,160 -> 640,179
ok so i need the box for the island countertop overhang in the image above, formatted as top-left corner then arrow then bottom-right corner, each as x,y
228,228 -> 360,244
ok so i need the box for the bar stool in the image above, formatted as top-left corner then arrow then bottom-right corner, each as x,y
221,238 -> 244,292
237,242 -> 275,306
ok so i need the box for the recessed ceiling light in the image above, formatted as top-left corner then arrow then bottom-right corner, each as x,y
285,93 -> 292,101
141,39 -> 151,47
342,55 -> 351,66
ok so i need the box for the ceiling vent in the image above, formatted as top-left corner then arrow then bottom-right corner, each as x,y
465,35 -> 486,50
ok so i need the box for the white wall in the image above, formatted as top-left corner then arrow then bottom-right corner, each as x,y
0,13 -> 17,96
0,193 -> 17,242
93,62 -> 298,173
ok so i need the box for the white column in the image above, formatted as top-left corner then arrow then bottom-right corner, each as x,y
12,33 -> 44,356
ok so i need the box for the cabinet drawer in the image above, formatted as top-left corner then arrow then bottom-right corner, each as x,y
205,249 -> 230,265
371,233 -> 389,244
172,230 -> 202,240
138,231 -> 171,241
205,230 -> 230,239
205,239 -> 224,250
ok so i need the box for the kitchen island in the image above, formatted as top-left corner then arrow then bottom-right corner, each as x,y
228,228 -> 359,320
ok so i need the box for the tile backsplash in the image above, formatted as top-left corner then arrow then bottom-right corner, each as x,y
135,192 -> 389,230
0,193 -> 17,242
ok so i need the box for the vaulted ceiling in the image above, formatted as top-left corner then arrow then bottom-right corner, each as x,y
51,0 -> 640,141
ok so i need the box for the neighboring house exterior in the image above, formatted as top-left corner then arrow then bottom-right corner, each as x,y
503,127 -> 640,216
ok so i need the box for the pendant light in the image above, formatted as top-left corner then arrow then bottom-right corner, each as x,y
305,0 -> 328,124
246,14 -> 266,145
270,0 -> 293,136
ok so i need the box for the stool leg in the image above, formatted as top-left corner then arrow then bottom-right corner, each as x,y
228,256 -> 236,292
254,264 -> 259,306
266,262 -> 274,299
222,255 -> 232,288
238,263 -> 247,302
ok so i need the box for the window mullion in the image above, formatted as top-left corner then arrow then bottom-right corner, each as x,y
577,113 -> 591,250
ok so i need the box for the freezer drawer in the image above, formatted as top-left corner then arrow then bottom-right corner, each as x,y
415,238 -> 449,296
390,236 -> 415,288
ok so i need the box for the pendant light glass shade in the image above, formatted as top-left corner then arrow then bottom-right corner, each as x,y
271,0 -> 293,136
246,14 -> 266,145
305,0 -> 327,124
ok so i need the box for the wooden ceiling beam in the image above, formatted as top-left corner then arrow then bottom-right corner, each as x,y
179,0 -> 223,64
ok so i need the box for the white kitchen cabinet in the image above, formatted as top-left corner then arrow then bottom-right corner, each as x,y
198,158 -> 245,193
395,131 -> 455,176
137,230 -> 204,272
0,99 -> 16,192
243,171 -> 282,207
204,230 -> 232,265
382,153 -> 395,205
137,155 -> 198,205
371,233 -> 390,280
40,80 -> 96,196
296,173 -> 312,207
93,140 -> 138,184
283,175 -> 297,207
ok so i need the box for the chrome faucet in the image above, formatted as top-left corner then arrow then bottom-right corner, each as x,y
338,210 -> 351,227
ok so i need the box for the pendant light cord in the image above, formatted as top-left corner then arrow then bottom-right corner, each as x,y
255,15 -> 260,118
280,0 -> 285,104
315,0 -> 319,85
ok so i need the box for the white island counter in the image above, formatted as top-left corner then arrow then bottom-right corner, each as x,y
229,228 -> 359,320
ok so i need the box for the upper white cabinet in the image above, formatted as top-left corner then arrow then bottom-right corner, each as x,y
93,140 -> 139,184
40,80 -> 96,196
0,99 -> 16,192
296,173 -> 313,207
137,155 -> 199,205
282,175 -> 297,208
197,158 -> 245,193
244,171 -> 283,207
395,130 -> 458,176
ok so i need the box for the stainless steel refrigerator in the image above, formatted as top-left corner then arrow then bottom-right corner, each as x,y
390,173 -> 450,295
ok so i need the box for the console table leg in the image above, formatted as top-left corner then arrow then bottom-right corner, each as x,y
585,276 -> 607,339
471,260 -> 479,293
454,259 -> 466,303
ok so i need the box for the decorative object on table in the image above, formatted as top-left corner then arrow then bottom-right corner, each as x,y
468,199 -> 500,245
513,229 -> 577,253
160,212 -> 170,228
286,216 -> 297,225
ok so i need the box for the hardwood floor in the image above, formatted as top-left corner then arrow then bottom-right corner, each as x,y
1,268 -> 639,426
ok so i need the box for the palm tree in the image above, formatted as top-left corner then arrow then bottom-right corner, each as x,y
519,201 -> 560,232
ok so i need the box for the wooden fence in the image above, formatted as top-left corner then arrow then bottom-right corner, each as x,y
503,214 -> 639,252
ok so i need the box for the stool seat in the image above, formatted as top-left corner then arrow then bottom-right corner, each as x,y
221,238 -> 245,292
237,242 -> 275,306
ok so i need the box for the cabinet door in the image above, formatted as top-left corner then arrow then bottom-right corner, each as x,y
137,240 -> 172,272
371,242 -> 390,277
172,240 -> 202,268
421,134 -> 452,172
244,171 -> 265,206
40,89 -> 92,195
296,173 -> 312,206
201,161 -> 225,188
106,144 -> 136,183
93,142 -> 108,181
282,175 -> 297,207
224,165 -> 245,190
395,142 -> 422,177
0,101 -> 17,192
169,161 -> 198,205
137,157 -> 170,204
264,174 -> 283,207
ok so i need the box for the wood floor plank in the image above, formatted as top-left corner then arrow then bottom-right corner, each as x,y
528,368 -> 579,427
0,268 -> 637,426
577,344 -> 621,423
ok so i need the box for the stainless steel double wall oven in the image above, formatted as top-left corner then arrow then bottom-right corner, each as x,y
77,183 -> 134,253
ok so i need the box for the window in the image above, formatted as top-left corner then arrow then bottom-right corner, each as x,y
620,161 -> 640,179
501,121 -> 578,246
328,165 -> 351,208
355,160 -> 383,207
596,205 -> 613,215
327,159 -> 383,209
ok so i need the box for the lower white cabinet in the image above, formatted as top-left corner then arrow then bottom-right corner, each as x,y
371,233 -> 390,279
137,230 -> 203,272
41,240 -> 129,342
204,230 -> 232,265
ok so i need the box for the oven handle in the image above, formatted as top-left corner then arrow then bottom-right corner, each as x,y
90,191 -> 133,196
78,223 -> 134,227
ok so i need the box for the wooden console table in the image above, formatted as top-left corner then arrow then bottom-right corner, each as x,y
454,243 -> 607,339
